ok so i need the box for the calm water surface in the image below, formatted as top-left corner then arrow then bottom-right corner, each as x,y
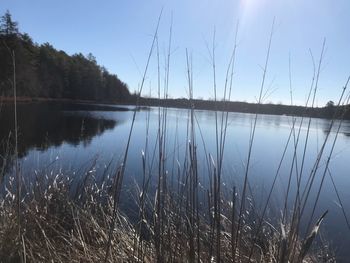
1,102 -> 350,261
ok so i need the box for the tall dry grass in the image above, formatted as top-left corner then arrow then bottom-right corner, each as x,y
1,16 -> 349,263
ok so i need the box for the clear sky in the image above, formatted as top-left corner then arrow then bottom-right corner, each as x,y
1,0 -> 349,105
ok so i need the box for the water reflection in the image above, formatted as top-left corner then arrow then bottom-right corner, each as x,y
1,103 -> 350,261
0,102 -> 119,173
316,117 -> 350,138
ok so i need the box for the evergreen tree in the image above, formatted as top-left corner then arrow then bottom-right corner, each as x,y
0,10 -> 19,36
0,10 -> 130,101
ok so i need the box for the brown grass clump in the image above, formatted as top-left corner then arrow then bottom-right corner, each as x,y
0,169 -> 335,263
0,174 -> 151,263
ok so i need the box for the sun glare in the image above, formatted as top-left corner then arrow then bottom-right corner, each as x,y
240,0 -> 264,17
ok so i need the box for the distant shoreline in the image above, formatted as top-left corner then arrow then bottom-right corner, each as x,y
1,96 -> 349,120
0,96 -> 113,105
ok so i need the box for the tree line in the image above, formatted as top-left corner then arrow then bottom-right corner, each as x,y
0,10 -> 130,102
136,97 -> 350,120
1,10 -> 348,120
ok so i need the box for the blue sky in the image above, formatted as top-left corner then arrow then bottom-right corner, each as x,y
1,0 -> 349,105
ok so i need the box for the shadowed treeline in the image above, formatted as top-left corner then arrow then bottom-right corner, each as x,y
130,97 -> 350,120
0,11 -> 130,102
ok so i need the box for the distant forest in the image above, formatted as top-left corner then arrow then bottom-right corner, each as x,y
1,11 -> 349,120
137,97 -> 350,120
0,11 -> 130,102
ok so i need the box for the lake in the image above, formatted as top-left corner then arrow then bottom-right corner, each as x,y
1,102 -> 350,261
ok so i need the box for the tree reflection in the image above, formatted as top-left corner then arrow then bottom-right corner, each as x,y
0,102 -> 118,175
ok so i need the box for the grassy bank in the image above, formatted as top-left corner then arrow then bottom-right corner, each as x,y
0,167 -> 333,263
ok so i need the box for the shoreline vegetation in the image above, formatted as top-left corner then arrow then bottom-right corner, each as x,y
1,10 -> 348,262
1,11 -> 349,121
0,171 -> 332,262
1,95 -> 349,121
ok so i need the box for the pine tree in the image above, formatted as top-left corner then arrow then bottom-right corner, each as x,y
0,10 -> 19,36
